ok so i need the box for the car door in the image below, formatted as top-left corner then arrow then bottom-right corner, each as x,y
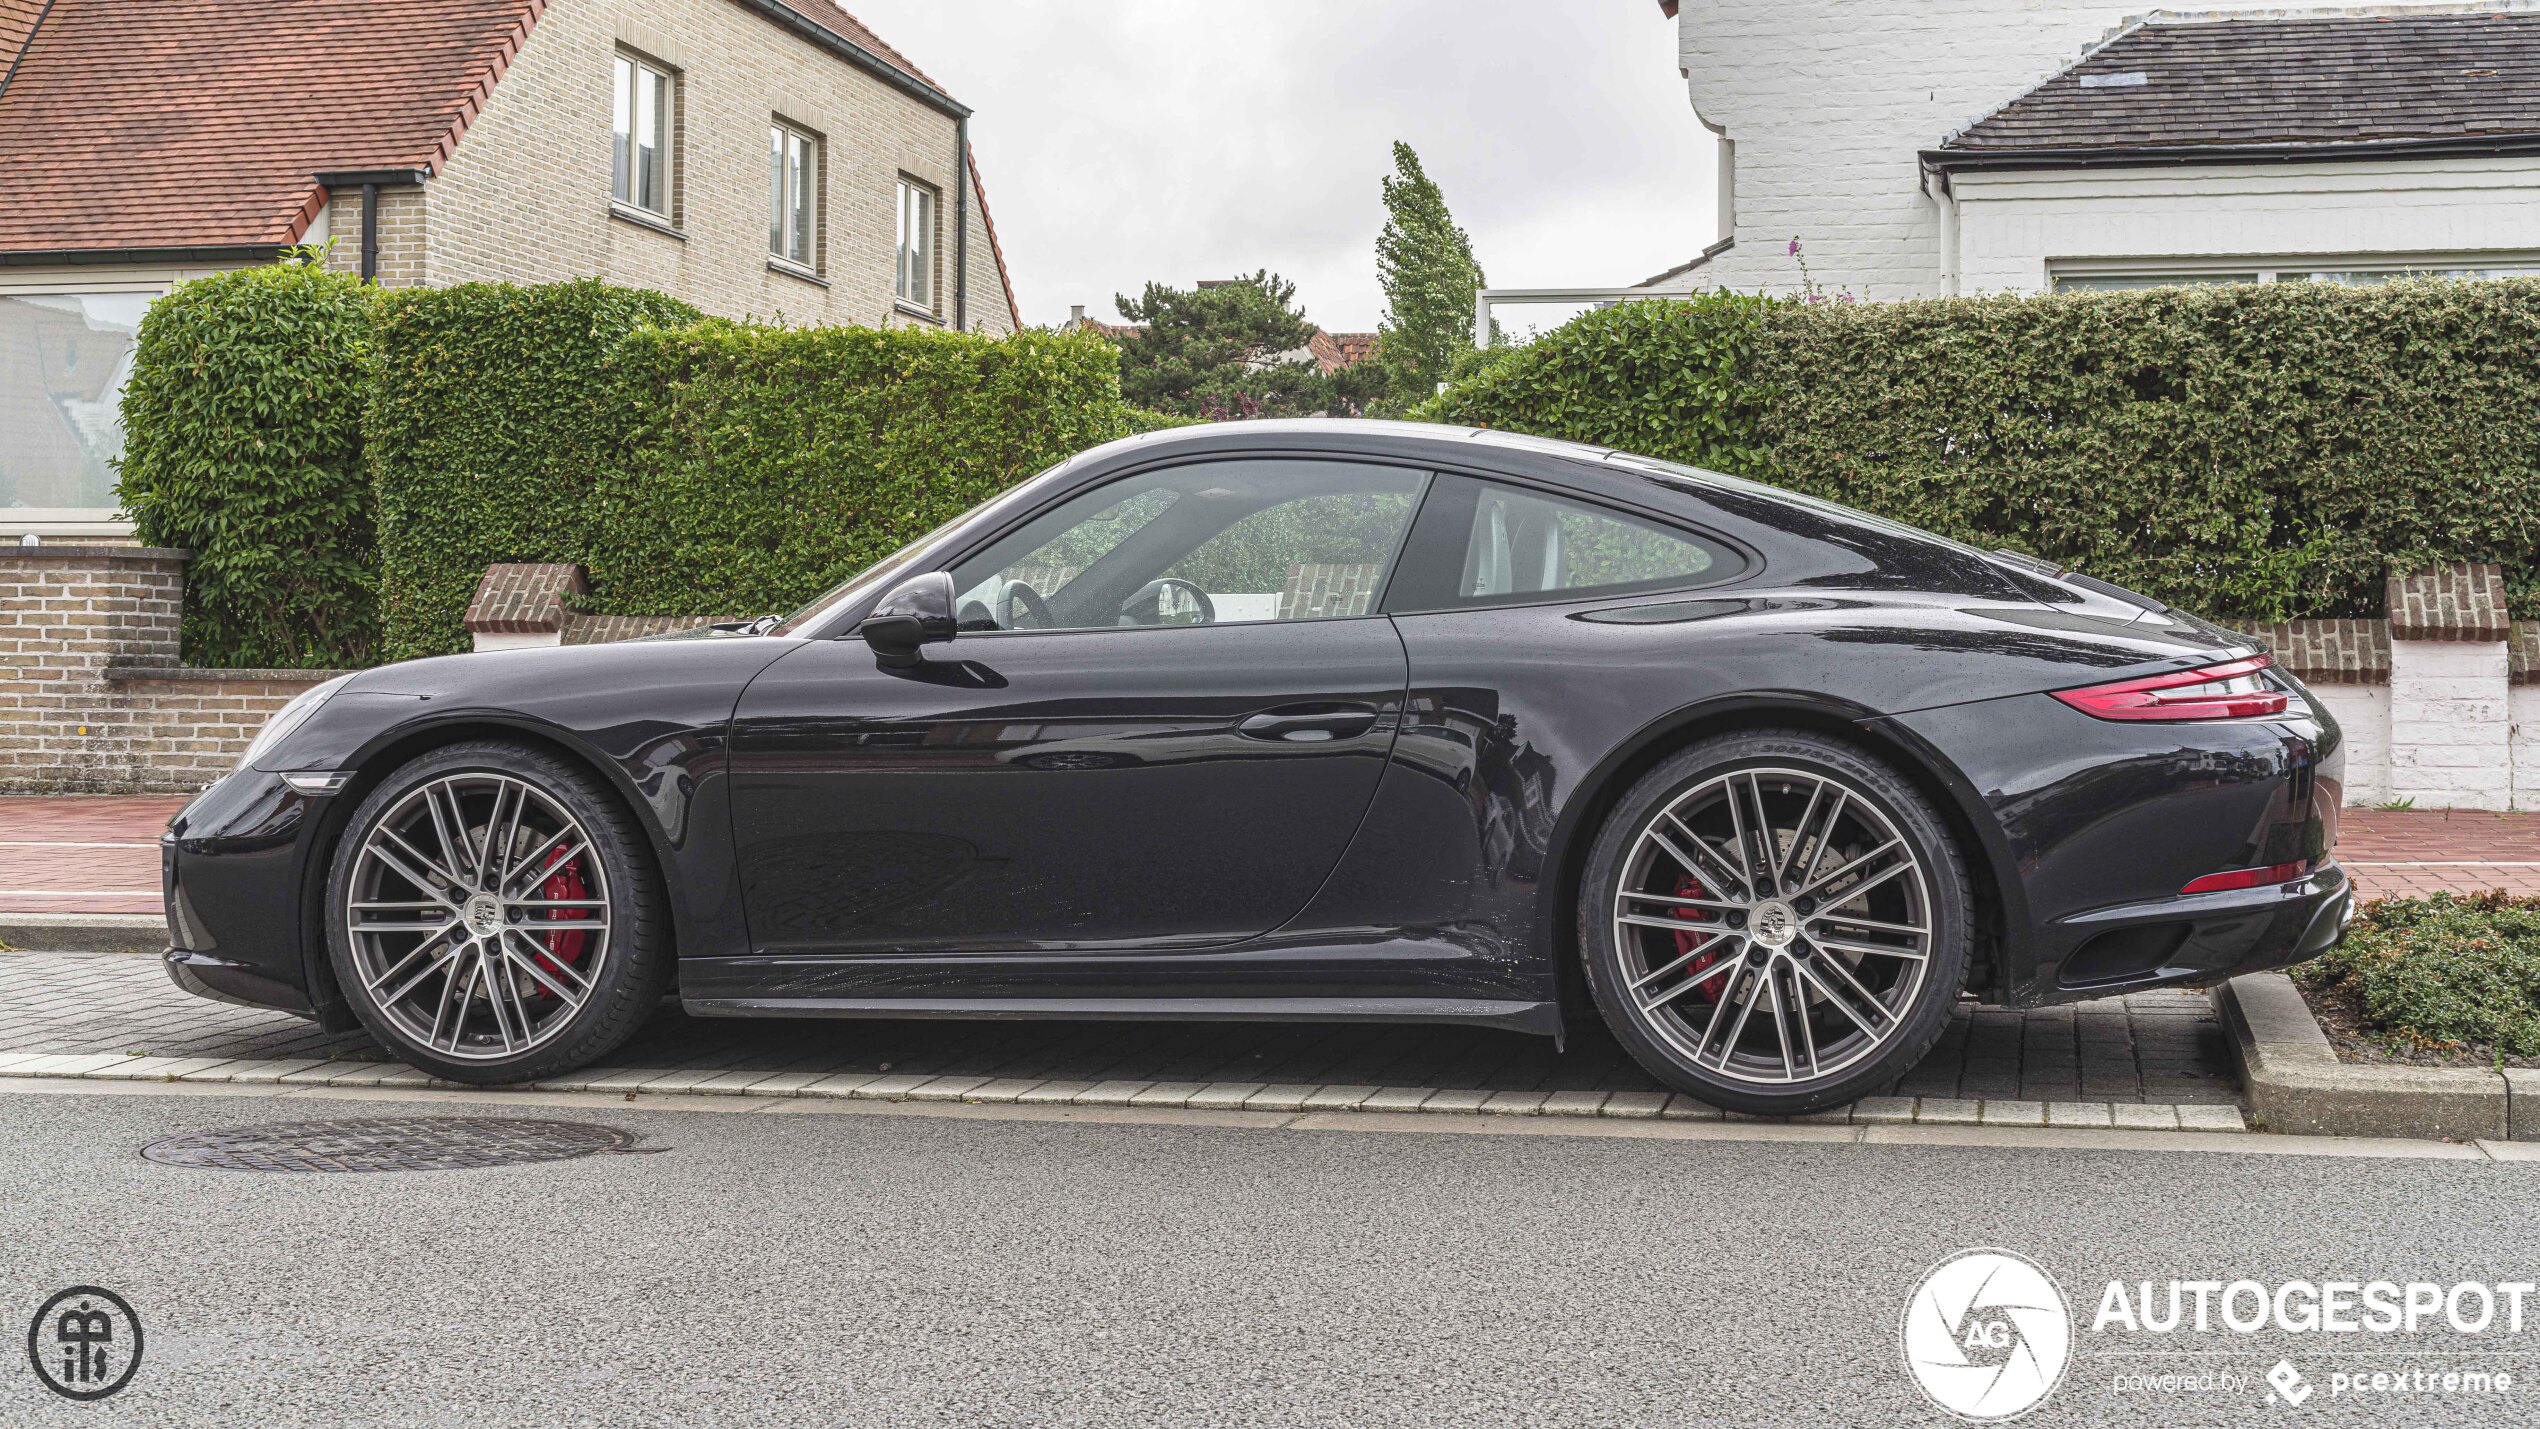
727,457 -> 1429,957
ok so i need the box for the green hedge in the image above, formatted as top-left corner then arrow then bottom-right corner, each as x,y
1425,281 -> 2540,621
589,322 -> 1137,618
2297,892 -> 2540,1058
116,260 -> 379,667
367,281 -> 699,660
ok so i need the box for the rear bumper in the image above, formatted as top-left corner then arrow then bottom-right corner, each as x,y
2019,861 -> 2352,1007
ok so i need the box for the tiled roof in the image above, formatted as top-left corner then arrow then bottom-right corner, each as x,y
0,0 -> 542,254
814,4 -> 945,94
1937,12 -> 2540,164
0,0 -> 46,82
0,2 -> 961,258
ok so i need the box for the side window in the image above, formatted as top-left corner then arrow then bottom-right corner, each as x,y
946,460 -> 1428,632
1388,475 -> 1734,611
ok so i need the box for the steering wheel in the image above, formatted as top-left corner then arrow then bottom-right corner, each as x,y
1001,580 -> 1055,630
1121,578 -> 1216,627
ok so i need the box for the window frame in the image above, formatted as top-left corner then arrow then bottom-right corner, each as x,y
894,177 -> 939,315
611,50 -> 678,222
767,118 -> 821,272
940,456 -> 1439,640
0,282 -> 170,531
1379,471 -> 1753,616
2049,252 -> 2540,291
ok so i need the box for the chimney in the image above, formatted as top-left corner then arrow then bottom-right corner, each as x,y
1069,304 -> 1086,324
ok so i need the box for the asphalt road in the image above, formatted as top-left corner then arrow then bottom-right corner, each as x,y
3,1089 -> 2538,1427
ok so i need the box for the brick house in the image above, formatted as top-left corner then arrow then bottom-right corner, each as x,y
0,0 -> 1020,540
1614,2 -> 2540,303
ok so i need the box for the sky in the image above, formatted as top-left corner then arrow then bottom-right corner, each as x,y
846,0 -> 1721,334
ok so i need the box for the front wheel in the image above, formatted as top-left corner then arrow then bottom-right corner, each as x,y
324,740 -> 670,1084
1579,731 -> 1974,1115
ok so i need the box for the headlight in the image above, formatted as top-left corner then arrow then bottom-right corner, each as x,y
239,674 -> 355,771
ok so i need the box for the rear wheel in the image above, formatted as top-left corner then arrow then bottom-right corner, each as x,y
325,740 -> 669,1084
1579,730 -> 1973,1115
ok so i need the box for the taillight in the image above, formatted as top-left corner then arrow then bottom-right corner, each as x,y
2051,655 -> 2289,722
2182,860 -> 2310,895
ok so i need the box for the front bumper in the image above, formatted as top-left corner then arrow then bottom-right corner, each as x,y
161,768 -> 342,1023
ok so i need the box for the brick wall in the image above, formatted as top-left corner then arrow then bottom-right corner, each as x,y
420,0 -> 1014,331
0,548 -> 340,794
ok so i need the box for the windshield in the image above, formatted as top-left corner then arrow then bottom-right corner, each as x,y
768,471 -> 1066,636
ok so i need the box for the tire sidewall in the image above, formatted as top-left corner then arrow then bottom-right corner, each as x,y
1578,731 -> 1973,1115
325,741 -> 662,1084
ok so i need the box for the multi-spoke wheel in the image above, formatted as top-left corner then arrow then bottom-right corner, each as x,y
325,741 -> 668,1084
1579,731 -> 1972,1115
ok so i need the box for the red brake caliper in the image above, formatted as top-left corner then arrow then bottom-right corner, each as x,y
1670,873 -> 1730,1002
531,847 -> 590,996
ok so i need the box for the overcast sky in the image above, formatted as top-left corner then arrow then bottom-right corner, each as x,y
847,0 -> 1720,334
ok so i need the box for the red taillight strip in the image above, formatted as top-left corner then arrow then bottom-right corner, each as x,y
2181,860 -> 2311,895
2051,654 -> 2290,722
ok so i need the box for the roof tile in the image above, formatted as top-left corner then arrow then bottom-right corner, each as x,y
1943,13 -> 2540,158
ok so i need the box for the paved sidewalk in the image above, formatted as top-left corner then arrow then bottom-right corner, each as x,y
1,949 -> 2239,1125
6,799 -> 2527,920
2328,807 -> 2540,897
0,795 -> 185,915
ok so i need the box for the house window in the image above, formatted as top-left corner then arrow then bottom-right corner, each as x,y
0,290 -> 158,520
611,53 -> 675,218
2053,258 -> 2540,292
768,122 -> 818,269
896,179 -> 937,312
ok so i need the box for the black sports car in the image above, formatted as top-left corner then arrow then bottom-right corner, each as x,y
162,420 -> 2350,1113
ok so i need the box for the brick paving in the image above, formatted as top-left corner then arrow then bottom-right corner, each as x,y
0,795 -> 185,915
0,949 -> 2237,1107
6,798 -> 2528,916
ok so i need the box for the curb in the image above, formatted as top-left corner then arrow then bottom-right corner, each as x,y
2213,972 -> 2519,1141
0,1053 -> 2251,1131
0,913 -> 168,955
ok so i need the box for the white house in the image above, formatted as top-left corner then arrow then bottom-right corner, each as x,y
1625,1 -> 2540,301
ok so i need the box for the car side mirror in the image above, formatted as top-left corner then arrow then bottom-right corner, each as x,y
859,572 -> 958,668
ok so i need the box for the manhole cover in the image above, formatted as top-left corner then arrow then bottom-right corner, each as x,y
140,1117 -> 643,1173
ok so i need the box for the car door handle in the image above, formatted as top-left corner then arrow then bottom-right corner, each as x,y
1236,703 -> 1380,743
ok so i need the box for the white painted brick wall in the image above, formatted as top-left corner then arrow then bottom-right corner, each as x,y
2515,685 -> 2540,811
1654,1 -> 2527,298
2307,683 -> 2388,808
2389,639 -> 2514,810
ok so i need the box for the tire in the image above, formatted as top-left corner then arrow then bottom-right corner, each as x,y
1578,729 -> 1973,1115
324,740 -> 670,1084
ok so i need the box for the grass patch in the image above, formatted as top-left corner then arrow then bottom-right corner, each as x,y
2293,892 -> 2540,1063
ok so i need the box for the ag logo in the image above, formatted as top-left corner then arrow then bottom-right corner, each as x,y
27,1286 -> 143,1401
1901,1249 -> 2070,1421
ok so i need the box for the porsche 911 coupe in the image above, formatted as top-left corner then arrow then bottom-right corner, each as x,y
161,420 -> 2350,1113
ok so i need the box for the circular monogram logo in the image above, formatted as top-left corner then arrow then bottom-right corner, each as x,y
1901,1250 -> 2070,1421
462,892 -> 505,939
27,1286 -> 143,1402
1751,899 -> 1797,949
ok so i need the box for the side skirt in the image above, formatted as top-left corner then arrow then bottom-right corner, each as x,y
682,995 -> 1563,1039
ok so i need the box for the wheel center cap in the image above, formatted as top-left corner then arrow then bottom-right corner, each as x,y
1751,899 -> 1798,950
462,893 -> 504,939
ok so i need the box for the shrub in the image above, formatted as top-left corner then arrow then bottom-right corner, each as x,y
592,321 -> 1137,617
1425,280 -> 2540,622
116,258 -> 378,667
1420,294 -> 1772,476
2298,892 -> 2540,1057
367,281 -> 699,659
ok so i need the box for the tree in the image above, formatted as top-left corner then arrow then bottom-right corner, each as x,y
1109,271 -> 1342,420
1374,141 -> 1487,401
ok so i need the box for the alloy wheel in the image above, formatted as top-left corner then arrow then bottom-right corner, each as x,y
1610,765 -> 1934,1086
343,772 -> 611,1062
